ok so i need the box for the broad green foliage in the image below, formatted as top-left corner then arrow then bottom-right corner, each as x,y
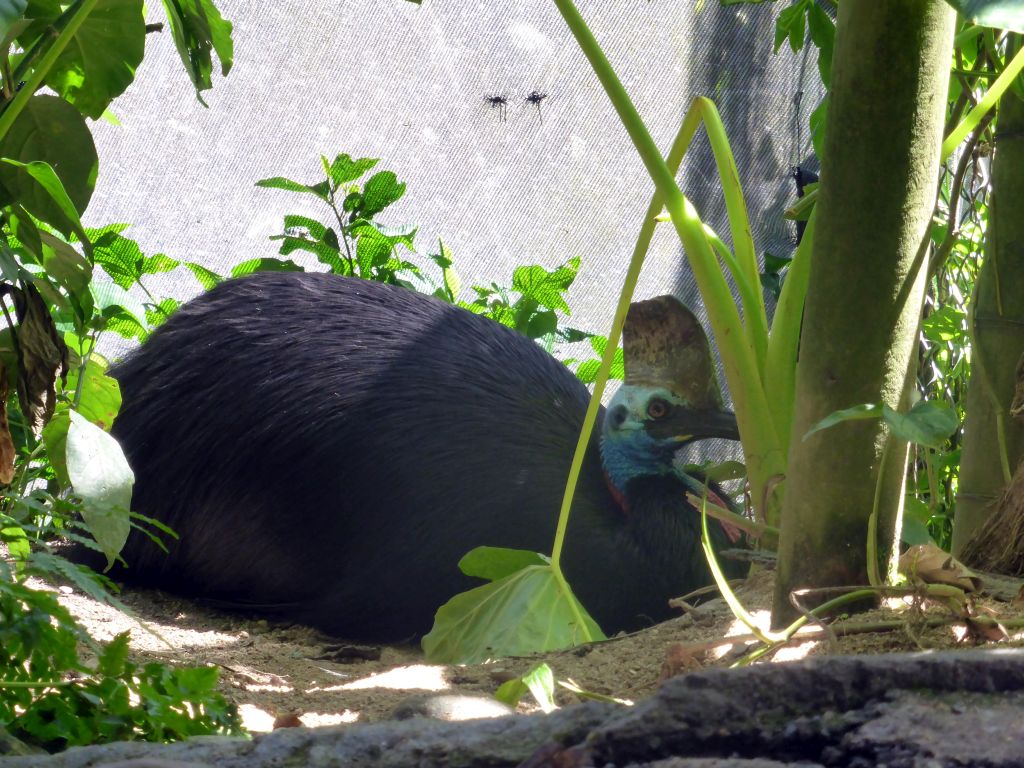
64,410 -> 133,567
258,152 -> 617,374
495,663 -> 557,713
945,0 -> 1024,33
0,96 -> 97,225
160,0 -> 234,104
0,0 -> 242,750
0,577 -> 241,750
805,401 -> 960,450
422,547 -> 604,664
41,0 -> 146,119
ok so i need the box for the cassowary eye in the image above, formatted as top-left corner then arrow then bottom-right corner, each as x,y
647,398 -> 670,419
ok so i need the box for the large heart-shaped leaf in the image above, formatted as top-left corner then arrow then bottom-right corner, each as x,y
46,0 -> 146,119
0,96 -> 97,230
422,562 -> 605,664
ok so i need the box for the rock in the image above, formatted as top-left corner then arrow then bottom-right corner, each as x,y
4,650 -> 1024,767
389,694 -> 514,721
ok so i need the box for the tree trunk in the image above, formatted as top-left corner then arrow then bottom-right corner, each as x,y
952,62 -> 1024,558
772,1 -> 955,626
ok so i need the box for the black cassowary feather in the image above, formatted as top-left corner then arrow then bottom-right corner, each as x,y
98,272 -> 746,641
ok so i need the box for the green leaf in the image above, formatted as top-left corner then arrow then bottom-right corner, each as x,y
274,214 -> 344,272
458,546 -> 548,581
360,171 -> 406,217
160,0 -> 234,103
144,296 -> 179,328
494,677 -> 529,708
806,3 -> 834,87
355,227 -> 395,274
574,359 -> 600,384
184,262 -> 221,290
230,257 -> 304,277
685,460 -> 747,483
803,403 -> 883,441
525,310 -> 557,339
326,153 -> 378,187
421,564 -> 605,664
430,239 -> 460,301
944,0 -> 1024,33
39,231 -> 93,321
901,497 -> 938,546
41,407 -> 71,487
6,204 -> 43,259
512,265 -> 571,313
65,359 -> 121,431
521,663 -> 557,713
773,0 -> 809,54
91,280 -> 146,331
496,663 -> 557,712
65,410 -> 133,569
809,96 -> 829,160
555,326 -> 592,344
255,175 -> 329,201
45,0 -> 145,119
804,401 -> 958,448
0,0 -> 27,40
91,228 -> 177,289
922,305 -> 967,343
0,97 -> 97,236
881,401 -> 959,449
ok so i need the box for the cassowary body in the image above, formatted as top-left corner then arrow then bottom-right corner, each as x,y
105,272 -> 746,640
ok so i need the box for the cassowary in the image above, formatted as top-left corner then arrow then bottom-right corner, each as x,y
98,272 -> 747,641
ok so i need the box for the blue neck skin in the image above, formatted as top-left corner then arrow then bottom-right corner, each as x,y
601,385 -> 713,500
602,427 -> 679,492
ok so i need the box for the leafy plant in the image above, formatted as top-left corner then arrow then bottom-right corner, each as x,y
256,153 -> 622,378
0,0 -> 243,750
0,573 -> 241,750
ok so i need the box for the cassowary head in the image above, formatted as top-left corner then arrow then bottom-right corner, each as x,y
601,296 -> 740,494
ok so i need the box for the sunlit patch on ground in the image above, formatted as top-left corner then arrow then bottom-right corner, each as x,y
35,577 -> 240,652
714,608 -> 820,662
319,664 -> 449,692
238,704 -> 358,732
771,642 -> 819,661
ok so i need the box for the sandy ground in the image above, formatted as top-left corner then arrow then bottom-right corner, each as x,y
45,565 -> 1024,733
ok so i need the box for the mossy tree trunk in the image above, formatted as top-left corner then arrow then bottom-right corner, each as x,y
771,1 -> 956,626
952,57 -> 1024,558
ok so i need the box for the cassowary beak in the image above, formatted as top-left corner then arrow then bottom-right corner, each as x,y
645,407 -> 740,444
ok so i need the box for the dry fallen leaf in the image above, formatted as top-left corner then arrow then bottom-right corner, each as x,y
12,284 -> 68,434
272,712 -> 305,729
898,543 -> 982,592
658,643 -> 705,682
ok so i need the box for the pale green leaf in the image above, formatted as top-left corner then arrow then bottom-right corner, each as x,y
66,410 -> 134,568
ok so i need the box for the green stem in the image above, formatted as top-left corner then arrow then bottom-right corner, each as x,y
694,97 -> 769,375
736,588 -> 879,665
942,43 -> 1024,160
553,0 -> 784,526
0,0 -> 100,142
700,495 -> 786,644
549,158 -> 659,570
866,437 -> 891,588
685,492 -> 779,538
764,211 -> 816,457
